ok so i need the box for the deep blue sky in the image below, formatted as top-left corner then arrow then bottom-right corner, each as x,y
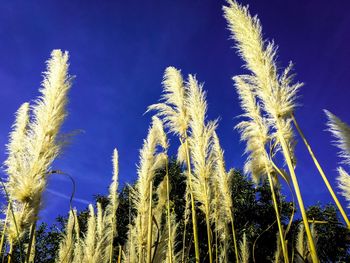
0,0 -> 349,223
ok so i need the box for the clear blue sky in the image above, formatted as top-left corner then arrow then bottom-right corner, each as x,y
0,0 -> 349,223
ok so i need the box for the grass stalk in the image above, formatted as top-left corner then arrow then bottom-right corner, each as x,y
291,114 -> 350,229
0,205 -> 10,258
146,181 -> 153,263
7,242 -> 12,263
266,167 -> 289,263
214,217 -> 218,263
229,214 -> 239,263
117,245 -> 122,263
25,222 -> 36,263
183,137 -> 200,263
108,238 -> 114,263
181,222 -> 187,263
165,159 -> 173,263
277,131 -> 319,263
205,209 -> 213,263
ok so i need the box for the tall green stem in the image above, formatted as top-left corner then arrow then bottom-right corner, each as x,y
291,114 -> 350,229
277,130 -> 319,263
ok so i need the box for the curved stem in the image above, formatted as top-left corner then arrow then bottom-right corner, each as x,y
277,131 -> 319,263
292,113 -> 350,229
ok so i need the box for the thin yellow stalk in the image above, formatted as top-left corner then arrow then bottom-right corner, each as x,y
7,242 -> 12,263
181,211 -> 188,263
183,138 -> 200,263
266,167 -> 289,263
25,221 -> 36,263
229,214 -> 239,263
0,205 -> 10,257
214,216 -> 218,263
277,131 -> 319,263
205,211 -> 213,263
146,181 -> 153,263
165,160 -> 173,263
117,245 -> 122,263
292,114 -> 350,229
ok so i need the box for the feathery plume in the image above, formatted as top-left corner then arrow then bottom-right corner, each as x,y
57,210 -> 76,263
336,167 -> 350,207
224,0 -> 301,159
15,49 -> 72,203
325,110 -> 350,165
212,132 -> 233,221
5,50 -> 73,242
239,233 -> 249,263
94,203 -> 110,263
224,2 -> 319,260
106,148 -> 119,263
186,74 -> 216,262
186,74 -> 216,215
4,102 -> 30,185
3,103 -> 30,242
72,212 -> 83,263
154,176 -> 167,226
234,75 -> 273,184
148,67 -> 189,138
131,116 -> 168,260
83,205 -> 96,262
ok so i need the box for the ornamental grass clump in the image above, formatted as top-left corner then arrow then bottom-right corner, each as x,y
223,0 -> 320,261
126,116 -> 168,263
211,132 -> 238,262
148,67 -> 201,262
3,50 -> 73,262
56,148 -> 120,263
224,0 -> 350,236
234,75 -> 289,262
